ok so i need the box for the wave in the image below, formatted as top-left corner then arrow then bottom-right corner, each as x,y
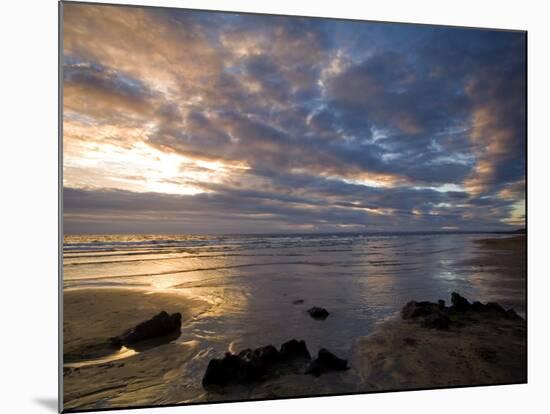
63,234 -> 369,255
63,260 -> 363,282
64,252 -> 308,266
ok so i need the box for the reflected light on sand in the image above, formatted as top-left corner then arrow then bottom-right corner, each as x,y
356,241 -> 400,309
64,346 -> 138,369
146,262 -> 250,322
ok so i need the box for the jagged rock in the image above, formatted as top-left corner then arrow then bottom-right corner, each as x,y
202,352 -> 246,387
485,302 -> 507,315
401,301 -> 418,319
422,313 -> 450,330
280,339 -> 311,360
451,292 -> 471,311
203,345 -> 281,387
401,299 -> 449,330
115,311 -> 182,345
307,307 -> 330,320
254,345 -> 280,364
401,301 -> 440,319
306,348 -> 349,377
202,340 -> 310,388
505,308 -> 523,320
239,345 -> 280,368
471,301 -> 485,312
401,293 -> 524,331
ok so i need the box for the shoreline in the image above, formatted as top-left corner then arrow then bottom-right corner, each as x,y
354,236 -> 526,391
460,235 -> 526,314
62,235 -> 527,409
354,303 -> 526,391
63,288 -> 210,410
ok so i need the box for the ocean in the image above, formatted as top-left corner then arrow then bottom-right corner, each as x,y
63,232 -> 524,361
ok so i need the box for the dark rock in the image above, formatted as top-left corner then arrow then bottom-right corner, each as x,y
247,345 -> 280,366
401,301 -> 440,320
451,292 -> 471,311
307,307 -> 330,320
117,311 -> 182,345
202,352 -> 244,387
292,299 -> 305,305
280,339 -> 311,361
202,344 -> 282,388
505,308 -> 523,320
421,313 -> 450,330
471,301 -> 485,312
473,301 -> 522,320
203,341 -> 310,388
400,293 -> 524,333
316,348 -> 348,370
237,348 -> 253,359
236,349 -> 269,381
307,348 -> 349,377
109,337 -> 123,348
485,302 -> 507,315
401,298 -> 450,330
401,301 -> 417,319
462,299 -> 521,320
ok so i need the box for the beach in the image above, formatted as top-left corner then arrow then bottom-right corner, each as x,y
62,233 -> 526,410
354,303 -> 526,391
56,6 -> 529,411
63,289 -> 209,409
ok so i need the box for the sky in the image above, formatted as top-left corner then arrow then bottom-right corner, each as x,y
62,3 -> 526,235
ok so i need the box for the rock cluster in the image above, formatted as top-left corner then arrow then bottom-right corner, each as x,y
280,339 -> 311,360
202,339 -> 347,388
306,348 -> 349,377
401,292 -> 523,330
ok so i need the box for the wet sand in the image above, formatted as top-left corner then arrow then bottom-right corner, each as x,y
460,235 -> 526,312
62,235 -> 526,410
63,288 -> 362,410
63,289 -> 209,410
465,235 -> 526,277
354,314 -> 526,391
354,235 -> 526,391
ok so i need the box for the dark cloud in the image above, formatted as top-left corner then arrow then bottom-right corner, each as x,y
63,56 -> 159,123
63,181 -> 507,235
62,4 -> 526,233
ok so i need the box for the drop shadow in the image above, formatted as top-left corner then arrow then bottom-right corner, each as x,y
33,397 -> 58,412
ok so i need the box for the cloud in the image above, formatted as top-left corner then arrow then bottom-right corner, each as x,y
463,41 -> 526,196
63,179 -> 505,235
63,57 -> 159,123
62,3 -> 526,233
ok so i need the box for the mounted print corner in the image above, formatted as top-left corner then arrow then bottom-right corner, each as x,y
60,0 -> 527,411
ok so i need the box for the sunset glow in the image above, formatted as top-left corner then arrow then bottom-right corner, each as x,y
63,4 -> 526,234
